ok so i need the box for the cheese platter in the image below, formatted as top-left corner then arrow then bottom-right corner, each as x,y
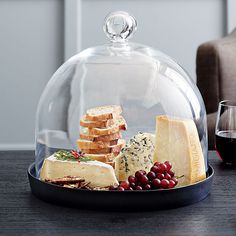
29,105 -> 214,210
28,163 -> 213,211
28,11 -> 214,210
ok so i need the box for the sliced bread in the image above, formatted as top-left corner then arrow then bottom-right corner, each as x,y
80,131 -> 121,142
81,139 -> 125,154
77,139 -> 118,150
85,105 -> 122,121
83,153 -> 114,162
87,116 -> 127,136
80,115 -> 114,128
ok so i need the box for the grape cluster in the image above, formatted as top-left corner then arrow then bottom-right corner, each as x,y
109,161 -> 178,191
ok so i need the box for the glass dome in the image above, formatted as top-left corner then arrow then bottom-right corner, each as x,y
35,11 -> 208,185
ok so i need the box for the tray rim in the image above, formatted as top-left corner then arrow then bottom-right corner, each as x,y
28,162 -> 214,193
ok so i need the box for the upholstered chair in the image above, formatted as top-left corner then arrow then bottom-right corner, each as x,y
196,29 -> 236,149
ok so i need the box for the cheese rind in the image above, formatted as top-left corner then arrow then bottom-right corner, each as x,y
40,155 -> 118,187
115,133 -> 155,181
154,115 -> 206,186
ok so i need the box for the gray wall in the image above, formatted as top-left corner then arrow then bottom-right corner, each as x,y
0,0 -> 235,150
0,0 -> 64,149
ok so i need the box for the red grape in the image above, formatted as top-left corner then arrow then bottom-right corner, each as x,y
128,175 -> 136,183
140,170 -> 146,175
168,180 -> 176,188
164,161 -> 172,171
147,171 -> 156,180
164,173 -> 171,180
119,181 -> 130,190
160,179 -> 169,189
169,170 -> 175,177
151,165 -> 159,173
115,161 -> 178,191
139,175 -> 149,186
171,177 -> 178,185
135,186 -> 142,190
156,173 -> 164,180
152,178 -> 161,188
156,165 -> 163,173
158,163 -> 167,173
117,186 -> 125,191
135,170 -> 144,179
144,184 -> 151,190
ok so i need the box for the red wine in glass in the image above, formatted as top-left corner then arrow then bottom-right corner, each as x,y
215,100 -> 236,165
215,131 -> 236,164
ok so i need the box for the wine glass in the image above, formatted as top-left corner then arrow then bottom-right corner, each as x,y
215,100 -> 236,165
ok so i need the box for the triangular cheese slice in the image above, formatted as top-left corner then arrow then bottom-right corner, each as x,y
40,155 -> 118,187
154,115 -> 206,186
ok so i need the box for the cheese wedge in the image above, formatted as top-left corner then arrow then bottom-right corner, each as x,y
154,115 -> 206,186
40,155 -> 118,187
115,133 -> 155,181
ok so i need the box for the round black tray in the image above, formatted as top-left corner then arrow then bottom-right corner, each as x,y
28,163 -> 214,211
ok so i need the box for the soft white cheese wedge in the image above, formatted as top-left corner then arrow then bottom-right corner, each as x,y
115,132 -> 155,181
154,115 -> 206,186
40,155 -> 118,187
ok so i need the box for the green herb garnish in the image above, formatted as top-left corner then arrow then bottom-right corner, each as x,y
54,150 -> 91,162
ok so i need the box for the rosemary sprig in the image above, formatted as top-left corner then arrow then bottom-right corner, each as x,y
54,150 -> 91,162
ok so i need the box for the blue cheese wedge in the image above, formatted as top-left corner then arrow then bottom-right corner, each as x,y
115,132 -> 155,181
40,155 -> 118,187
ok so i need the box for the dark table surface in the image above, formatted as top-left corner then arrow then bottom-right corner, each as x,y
0,151 -> 235,236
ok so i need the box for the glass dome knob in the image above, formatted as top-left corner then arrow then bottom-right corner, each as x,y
103,11 -> 137,43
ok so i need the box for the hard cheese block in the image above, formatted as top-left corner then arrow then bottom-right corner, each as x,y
115,132 -> 155,181
154,115 -> 206,186
40,155 -> 118,187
